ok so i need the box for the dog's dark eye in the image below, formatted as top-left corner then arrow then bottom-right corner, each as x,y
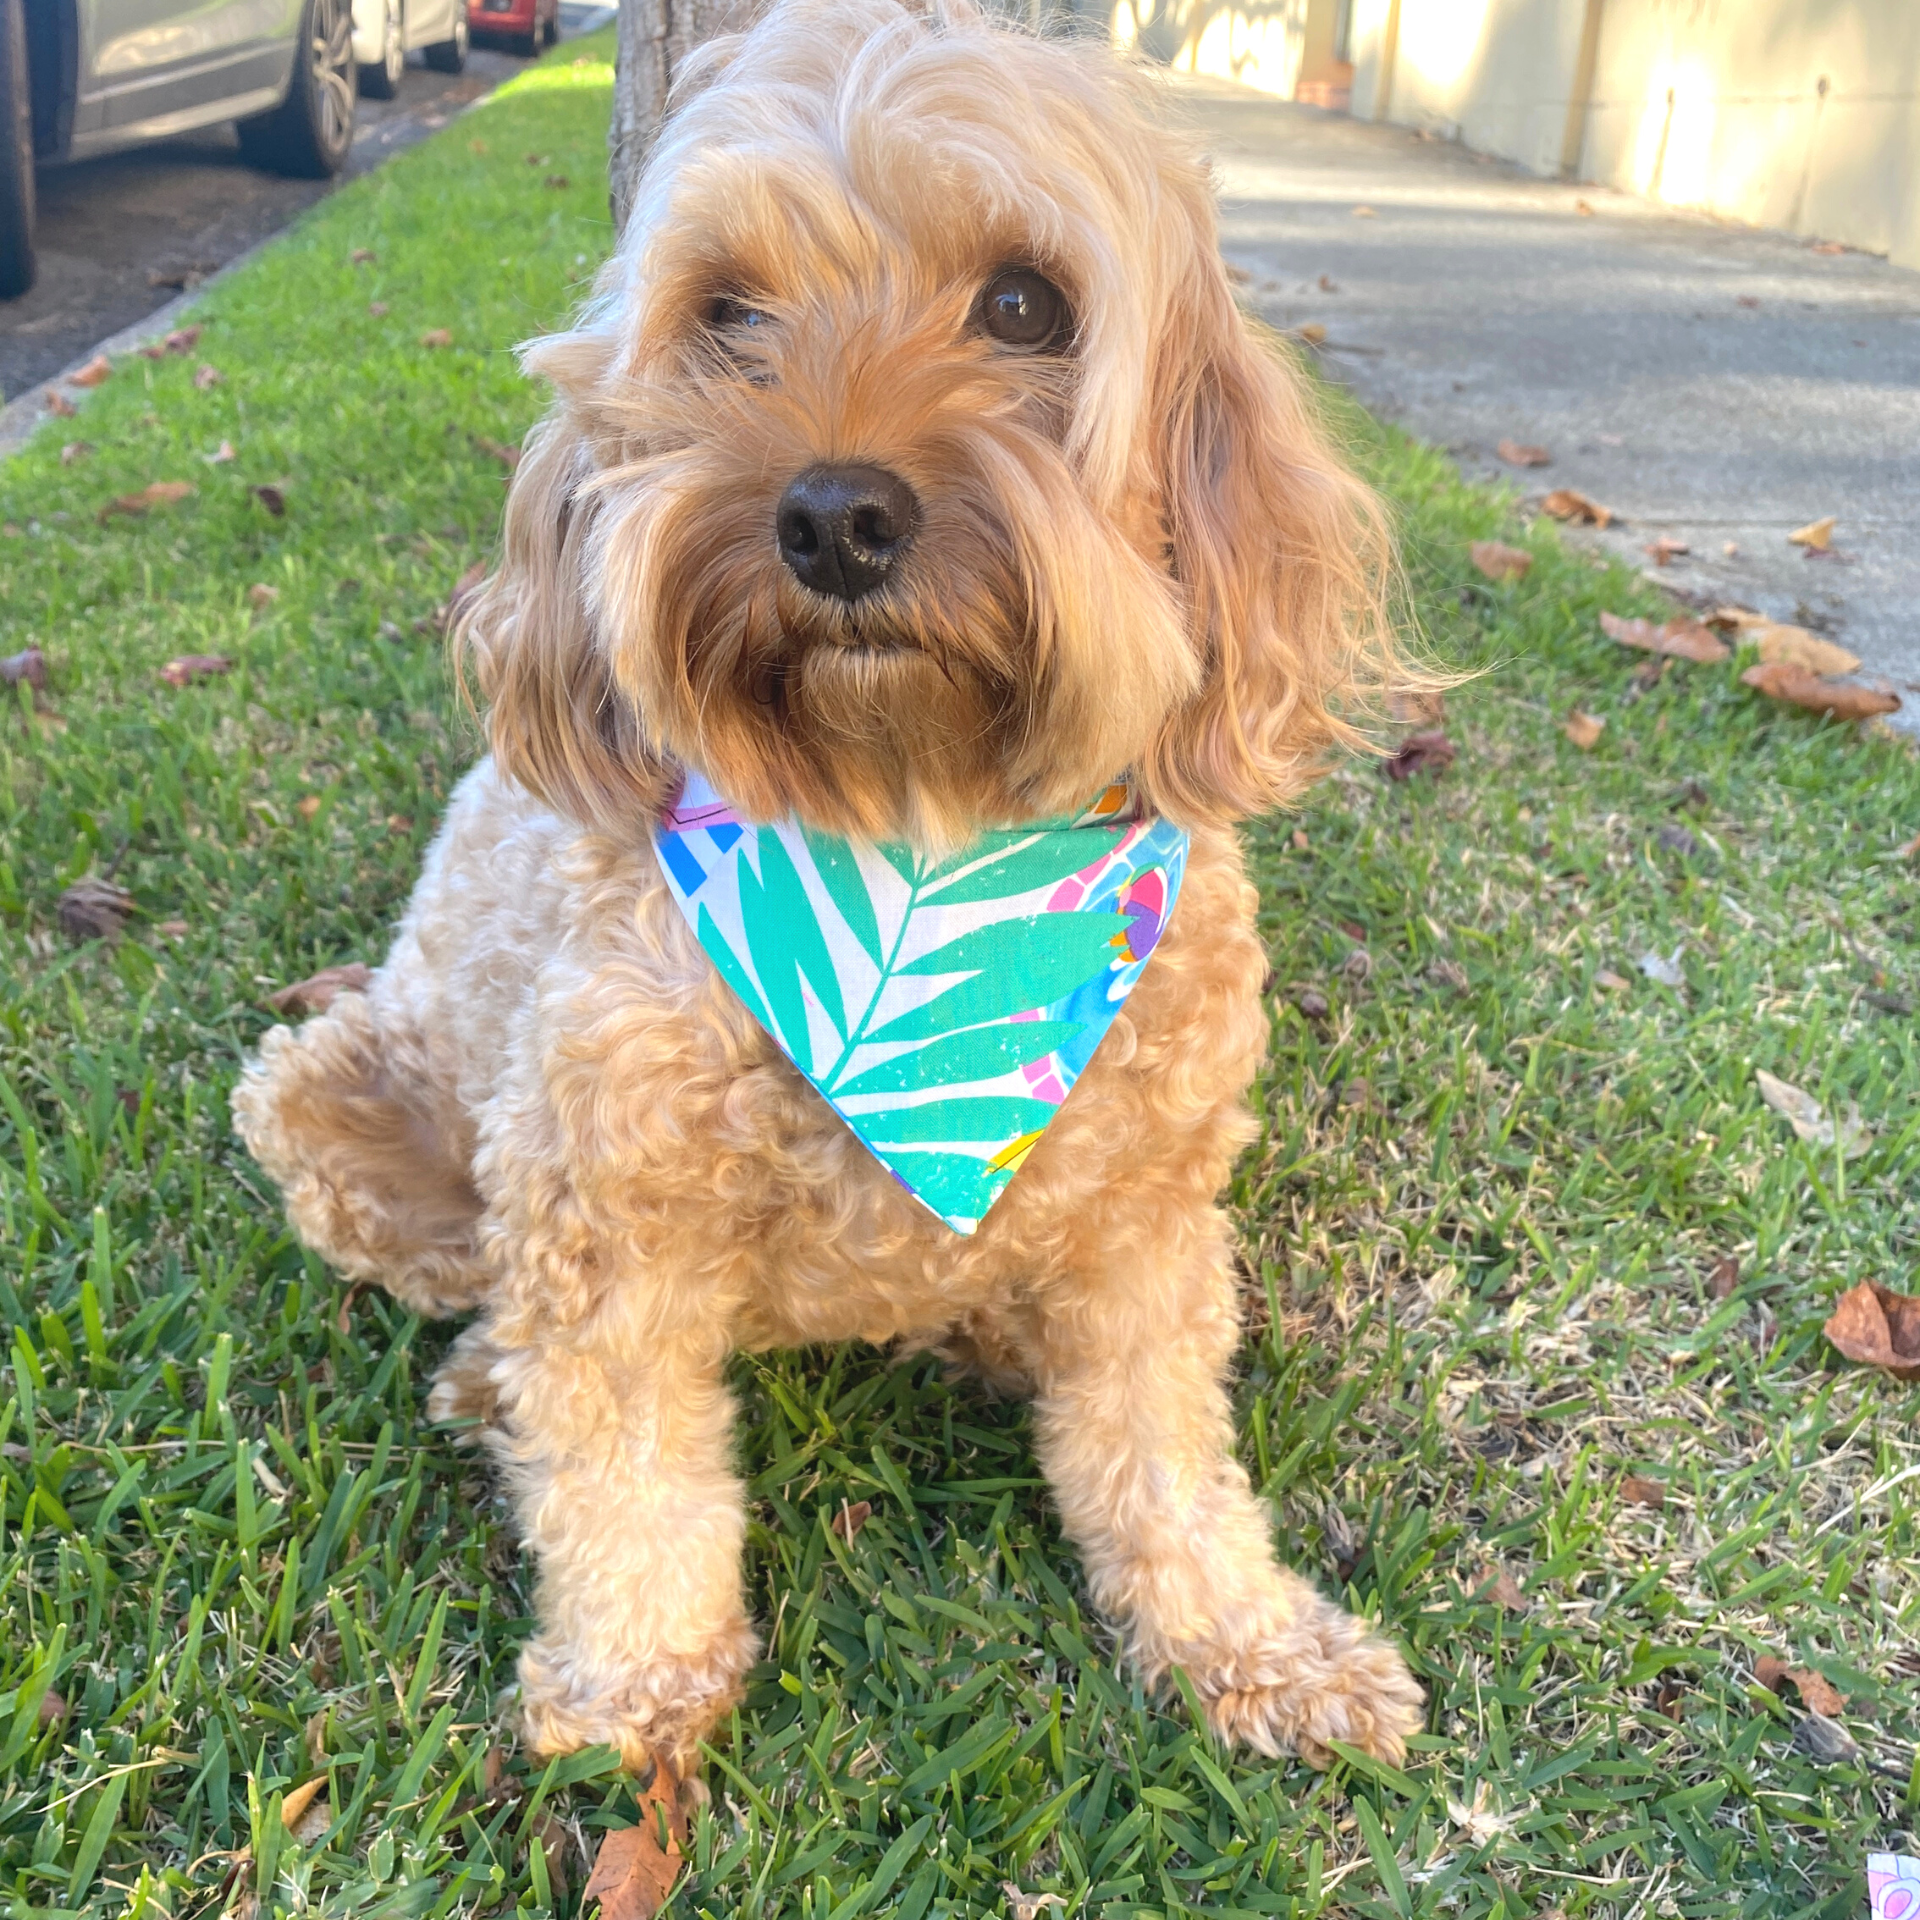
976,267 -> 1070,351
706,295 -> 772,335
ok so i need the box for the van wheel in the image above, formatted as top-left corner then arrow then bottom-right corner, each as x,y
0,0 -> 36,300
422,8 -> 465,73
237,0 -> 357,179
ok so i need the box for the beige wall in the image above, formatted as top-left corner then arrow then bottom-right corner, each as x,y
1339,0 -> 1919,270
1110,0 -> 1343,102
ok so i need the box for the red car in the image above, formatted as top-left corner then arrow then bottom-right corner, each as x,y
467,0 -> 556,56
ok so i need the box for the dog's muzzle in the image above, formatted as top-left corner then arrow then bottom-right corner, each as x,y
775,462 -> 919,603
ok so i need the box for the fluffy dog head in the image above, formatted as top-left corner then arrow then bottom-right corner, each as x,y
467,0 -> 1403,847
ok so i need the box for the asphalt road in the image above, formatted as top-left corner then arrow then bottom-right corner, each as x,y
1177,76 -> 1920,730
0,3 -> 613,405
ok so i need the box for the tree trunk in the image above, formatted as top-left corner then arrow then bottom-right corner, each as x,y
610,0 -> 757,234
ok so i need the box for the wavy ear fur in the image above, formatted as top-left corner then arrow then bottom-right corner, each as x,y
1138,232 -> 1415,825
456,347 -> 675,834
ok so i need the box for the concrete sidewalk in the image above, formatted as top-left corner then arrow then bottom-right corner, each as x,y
1171,76 -> 1920,732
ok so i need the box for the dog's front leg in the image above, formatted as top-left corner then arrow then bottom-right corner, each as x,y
1029,1222 -> 1424,1765
481,1290 -> 757,1773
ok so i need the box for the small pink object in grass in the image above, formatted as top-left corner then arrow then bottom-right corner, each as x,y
1871,1857 -> 1920,1919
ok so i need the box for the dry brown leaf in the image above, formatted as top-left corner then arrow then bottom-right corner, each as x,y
154,918 -> 188,938
44,388 -> 78,417
249,583 -> 280,609
1598,611 -> 1730,664
1497,440 -> 1551,468
136,325 -> 203,360
1709,1255 -> 1741,1299
1618,1475 -> 1666,1509
1755,1655 -> 1847,1716
1788,516 -> 1836,550
296,795 -> 322,820
1575,198 -> 1594,215
352,247 -> 376,264
1824,1281 -> 1920,1382
419,328 -> 454,349
1644,536 -> 1690,566
38,1689 -> 67,1725
368,301 -> 389,317
1756,1068 -> 1872,1158
545,174 -> 571,190
159,654 -> 232,687
69,354 -> 112,388
194,363 -> 223,390
1740,661 -> 1899,721
1474,1564 -> 1528,1611
1,646 -> 46,689
100,479 -> 195,523
1470,540 -> 1532,581
58,877 -> 135,943
1383,728 -> 1456,781
583,1761 -> 685,1920
279,1778 -> 325,1833
1002,1884 -> 1066,1920
1563,709 -> 1605,750
1595,968 -> 1630,991
829,1498 -> 872,1540
1900,831 -> 1920,860
207,439 -> 237,465
1748,623 -> 1860,676
60,441 -> 93,465
267,963 -> 372,1016
254,484 -> 288,517
1542,488 -> 1613,528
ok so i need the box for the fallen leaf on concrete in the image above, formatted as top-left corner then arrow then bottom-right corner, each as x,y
158,654 -> 232,688
1575,198 -> 1594,215
1473,1564 -> 1528,1612
1618,1475 -> 1666,1509
1497,440 -> 1551,468
419,328 -> 454,348
1755,1657 -> 1847,1716
1,646 -> 46,689
829,1499 -> 872,1540
1740,661 -> 1899,720
99,480 -> 194,523
44,390 -> 77,417
1708,1255 -> 1740,1299
193,363 -> 223,390
1470,540 -> 1532,581
1755,1068 -> 1871,1157
1749,624 -> 1860,676
1824,1282 -> 1920,1382
267,963 -> 372,1016
253,484 -> 287,517
69,354 -> 112,388
1599,611 -> 1729,664
1638,949 -> 1684,988
1317,272 -> 1339,292
60,441 -> 93,465
582,1760 -> 685,1920
1542,488 -> 1613,528
1383,728 -> 1456,781
1788,516 -> 1836,551
1563,710 -> 1604,750
58,877 -> 135,943
1644,536 -> 1691,566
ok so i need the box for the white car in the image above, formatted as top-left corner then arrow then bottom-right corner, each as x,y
351,0 -> 466,101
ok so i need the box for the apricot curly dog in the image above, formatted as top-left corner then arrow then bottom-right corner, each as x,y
234,0 -> 1427,1773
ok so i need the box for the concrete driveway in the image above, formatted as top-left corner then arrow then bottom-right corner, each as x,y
1174,76 -> 1920,731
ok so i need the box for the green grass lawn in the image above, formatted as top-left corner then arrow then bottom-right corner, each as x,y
3,33 -> 1919,1920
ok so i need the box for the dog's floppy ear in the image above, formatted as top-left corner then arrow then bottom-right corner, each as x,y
1137,230 -> 1404,825
457,351 -> 675,833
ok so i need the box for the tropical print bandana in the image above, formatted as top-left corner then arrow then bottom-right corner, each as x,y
652,771 -> 1190,1233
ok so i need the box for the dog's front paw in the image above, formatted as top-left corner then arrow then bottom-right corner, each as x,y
516,1621 -> 758,1773
1167,1594 -> 1425,1767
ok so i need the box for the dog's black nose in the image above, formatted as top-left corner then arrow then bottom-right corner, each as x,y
775,463 -> 918,602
